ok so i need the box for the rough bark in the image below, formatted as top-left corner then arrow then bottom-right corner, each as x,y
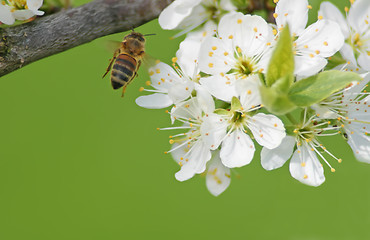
0,0 -> 172,77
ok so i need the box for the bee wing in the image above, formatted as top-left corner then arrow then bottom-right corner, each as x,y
104,40 -> 123,53
141,53 -> 159,70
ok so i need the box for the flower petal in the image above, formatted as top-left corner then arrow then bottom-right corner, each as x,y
0,5 -> 14,25
176,36 -> 201,77
348,0 -> 370,35
175,140 -> 212,181
195,84 -> 215,113
248,113 -> 286,149
185,21 -> 217,42
171,97 -> 202,122
149,62 -> 179,91
198,36 -> 232,75
294,54 -> 327,77
275,0 -> 308,36
318,1 -> 349,38
218,12 -> 269,57
220,130 -> 255,168
206,151 -> 231,196
13,9 -> 35,20
135,93 -> 173,109
345,120 -> 370,163
27,0 -> 43,11
201,113 -> 227,150
357,52 -> 370,71
235,74 -> 262,110
289,144 -> 325,187
158,0 -> 202,30
339,43 -> 357,65
199,74 -> 237,102
167,81 -> 194,104
296,20 -> 344,58
261,136 -> 296,170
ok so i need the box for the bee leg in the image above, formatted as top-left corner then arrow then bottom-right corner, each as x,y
134,60 -> 142,78
121,85 -> 128,98
102,49 -> 120,78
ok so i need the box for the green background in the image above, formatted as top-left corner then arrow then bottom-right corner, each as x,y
1,0 -> 369,239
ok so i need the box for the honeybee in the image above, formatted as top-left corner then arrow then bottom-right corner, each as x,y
102,31 -> 149,97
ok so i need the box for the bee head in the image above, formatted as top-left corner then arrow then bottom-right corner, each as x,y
124,32 -> 145,43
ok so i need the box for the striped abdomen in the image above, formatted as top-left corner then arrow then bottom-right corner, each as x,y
111,54 -> 137,89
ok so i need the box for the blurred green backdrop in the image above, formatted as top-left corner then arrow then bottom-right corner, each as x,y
1,0 -> 369,239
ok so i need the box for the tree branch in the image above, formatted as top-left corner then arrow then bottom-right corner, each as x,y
0,0 -> 172,77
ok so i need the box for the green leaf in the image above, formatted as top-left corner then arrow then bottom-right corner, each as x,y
214,109 -> 230,116
288,70 -> 362,107
231,96 -> 242,111
265,25 -> 294,88
260,85 -> 297,115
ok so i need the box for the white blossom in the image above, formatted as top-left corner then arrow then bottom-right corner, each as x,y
164,88 -> 216,181
158,0 -> 236,37
319,0 -> 370,71
206,150 -> 231,196
198,12 -> 273,102
136,37 -> 202,109
274,0 -> 344,77
203,76 -> 286,168
0,0 -> 44,25
311,73 -> 370,163
261,111 -> 343,187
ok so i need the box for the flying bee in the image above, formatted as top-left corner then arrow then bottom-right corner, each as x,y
102,31 -> 154,97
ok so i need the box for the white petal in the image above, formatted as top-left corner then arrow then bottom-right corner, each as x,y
218,13 -> 269,57
220,0 -> 237,11
289,144 -> 325,187
248,113 -> 286,149
235,74 -> 262,109
158,0 -> 202,30
135,93 -> 173,109
206,151 -> 231,196
195,84 -> 215,113
175,140 -> 211,181
357,52 -> 370,71
149,62 -> 179,91
220,130 -> 255,168
318,2 -> 349,38
167,81 -> 194,104
13,9 -> 35,20
261,136 -> 296,170
171,98 -> 202,122
199,75 -> 237,102
0,5 -> 14,25
201,114 -> 227,150
339,43 -> 357,65
296,20 -> 344,58
348,0 -> 370,35
345,122 -> 370,163
27,0 -> 43,11
176,36 -> 201,77
198,36 -> 232,75
185,21 -> 217,42
275,0 -> 308,36
170,143 -> 188,165
294,54 -> 327,77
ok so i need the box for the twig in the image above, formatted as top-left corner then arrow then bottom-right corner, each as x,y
0,0 -> 172,77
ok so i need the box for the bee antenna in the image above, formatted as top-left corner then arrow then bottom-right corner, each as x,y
143,33 -> 156,36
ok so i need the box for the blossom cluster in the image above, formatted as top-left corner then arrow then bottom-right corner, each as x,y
0,0 -> 44,25
137,0 -> 370,196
